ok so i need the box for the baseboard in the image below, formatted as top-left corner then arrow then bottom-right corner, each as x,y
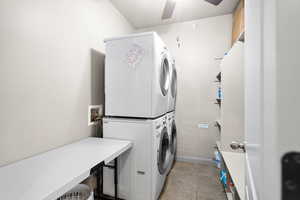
176,156 -> 214,165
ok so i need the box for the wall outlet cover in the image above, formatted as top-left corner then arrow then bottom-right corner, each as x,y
198,123 -> 209,129
88,105 -> 103,126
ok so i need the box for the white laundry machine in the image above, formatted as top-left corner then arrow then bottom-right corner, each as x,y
105,32 -> 171,118
167,58 -> 177,112
102,115 -> 170,200
166,111 -> 177,174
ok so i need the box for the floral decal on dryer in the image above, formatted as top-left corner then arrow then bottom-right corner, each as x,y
126,44 -> 145,69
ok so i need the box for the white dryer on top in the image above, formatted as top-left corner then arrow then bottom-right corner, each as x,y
167,57 -> 177,112
102,115 -> 170,200
105,32 -> 171,118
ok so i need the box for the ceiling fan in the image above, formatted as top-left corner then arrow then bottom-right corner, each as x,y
162,0 -> 223,20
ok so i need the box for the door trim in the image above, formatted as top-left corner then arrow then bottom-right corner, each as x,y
245,153 -> 258,200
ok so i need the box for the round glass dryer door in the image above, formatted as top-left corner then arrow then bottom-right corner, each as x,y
171,67 -> 177,99
160,55 -> 170,96
170,121 -> 177,155
158,127 -> 170,174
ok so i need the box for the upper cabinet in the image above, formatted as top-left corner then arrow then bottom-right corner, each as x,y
232,0 -> 245,45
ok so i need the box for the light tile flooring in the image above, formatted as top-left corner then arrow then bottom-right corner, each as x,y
159,162 -> 226,200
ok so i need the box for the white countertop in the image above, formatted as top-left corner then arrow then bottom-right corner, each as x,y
221,151 -> 245,200
0,137 -> 132,200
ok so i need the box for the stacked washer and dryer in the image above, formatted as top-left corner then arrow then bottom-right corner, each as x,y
103,32 -> 177,200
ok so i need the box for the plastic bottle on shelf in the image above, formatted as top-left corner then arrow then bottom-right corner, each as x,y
214,151 -> 221,169
217,87 -> 223,100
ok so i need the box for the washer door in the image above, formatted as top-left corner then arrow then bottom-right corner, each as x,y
158,127 -> 170,174
171,67 -> 177,99
170,120 -> 177,155
160,54 -> 170,96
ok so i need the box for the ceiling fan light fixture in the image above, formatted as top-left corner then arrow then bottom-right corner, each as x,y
204,0 -> 223,6
161,0 -> 177,20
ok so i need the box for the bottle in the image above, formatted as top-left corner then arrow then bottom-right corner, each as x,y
218,87 -> 222,100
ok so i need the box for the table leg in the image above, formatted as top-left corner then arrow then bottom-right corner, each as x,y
114,158 -> 118,200
95,158 -> 124,200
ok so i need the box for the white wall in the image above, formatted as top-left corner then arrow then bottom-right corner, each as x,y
138,15 -> 232,160
0,0 -> 133,166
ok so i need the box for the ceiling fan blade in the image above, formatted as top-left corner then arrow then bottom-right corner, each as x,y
162,0 -> 176,20
204,0 -> 223,6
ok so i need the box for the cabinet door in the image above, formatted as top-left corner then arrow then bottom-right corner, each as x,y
232,0 -> 245,45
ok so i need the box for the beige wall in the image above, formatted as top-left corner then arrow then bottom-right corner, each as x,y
0,0 -> 133,166
138,15 -> 232,160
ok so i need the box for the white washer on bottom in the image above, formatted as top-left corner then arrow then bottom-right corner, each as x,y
102,115 -> 169,200
166,111 -> 177,174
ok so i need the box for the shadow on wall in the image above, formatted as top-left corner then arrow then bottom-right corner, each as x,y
90,49 -> 105,137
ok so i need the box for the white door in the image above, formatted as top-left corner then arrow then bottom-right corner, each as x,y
245,1 -> 300,200
221,42 -> 245,153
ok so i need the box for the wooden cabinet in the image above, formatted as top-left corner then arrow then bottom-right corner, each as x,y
232,0 -> 244,45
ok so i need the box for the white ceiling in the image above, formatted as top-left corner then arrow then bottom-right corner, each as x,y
111,0 -> 239,28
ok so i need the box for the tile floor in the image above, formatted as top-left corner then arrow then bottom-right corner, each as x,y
159,162 -> 226,200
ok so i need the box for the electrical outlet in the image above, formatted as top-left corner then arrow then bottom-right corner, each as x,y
88,105 -> 103,126
198,123 -> 209,129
